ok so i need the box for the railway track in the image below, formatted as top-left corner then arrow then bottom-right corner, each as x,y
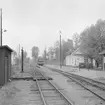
65,72 -> 105,90
33,69 -> 73,105
48,67 -> 105,102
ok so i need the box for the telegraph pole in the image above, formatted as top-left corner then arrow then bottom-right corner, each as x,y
60,30 -> 62,68
44,46 -> 47,64
19,44 -> 20,71
21,47 -> 24,73
19,44 -> 20,57
0,9 -> 7,46
0,8 -> 2,46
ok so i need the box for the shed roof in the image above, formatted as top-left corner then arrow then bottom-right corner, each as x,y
0,45 -> 13,52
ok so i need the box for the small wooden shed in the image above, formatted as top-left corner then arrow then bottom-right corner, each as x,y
0,45 -> 13,86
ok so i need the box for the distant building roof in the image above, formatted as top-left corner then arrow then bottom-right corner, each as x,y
71,47 -> 85,56
66,47 -> 88,57
65,49 -> 73,55
71,48 -> 80,55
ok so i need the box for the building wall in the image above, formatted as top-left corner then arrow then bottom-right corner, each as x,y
8,51 -> 11,80
0,47 -> 12,86
4,48 -> 12,83
65,55 -> 84,66
0,49 -> 5,85
66,56 -> 71,65
73,55 -> 84,66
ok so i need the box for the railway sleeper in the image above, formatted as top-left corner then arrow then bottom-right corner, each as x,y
45,96 -> 63,100
33,77 -> 52,81
46,100 -> 67,105
41,88 -> 64,91
11,77 -> 33,80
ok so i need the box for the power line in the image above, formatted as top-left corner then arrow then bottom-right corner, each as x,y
0,8 -> 2,46
60,30 -> 62,68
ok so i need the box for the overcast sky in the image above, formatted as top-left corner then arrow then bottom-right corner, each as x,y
0,0 -> 105,57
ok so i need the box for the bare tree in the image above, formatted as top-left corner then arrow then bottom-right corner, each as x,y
72,33 -> 80,49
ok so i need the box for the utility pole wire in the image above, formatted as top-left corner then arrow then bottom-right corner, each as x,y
60,30 -> 62,68
0,8 -> 2,46
44,46 -> 47,64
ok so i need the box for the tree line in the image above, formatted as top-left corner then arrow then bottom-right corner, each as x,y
80,19 -> 105,67
12,19 -> 105,68
43,19 -> 105,67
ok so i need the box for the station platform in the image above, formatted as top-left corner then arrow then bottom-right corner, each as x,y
45,64 -> 105,83
0,69 -> 52,105
0,70 -> 38,105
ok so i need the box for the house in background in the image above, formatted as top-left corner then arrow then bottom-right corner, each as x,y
65,48 -> 92,66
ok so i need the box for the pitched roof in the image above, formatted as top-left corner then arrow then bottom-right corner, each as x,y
67,47 -> 87,56
71,48 -> 80,55
0,45 -> 13,52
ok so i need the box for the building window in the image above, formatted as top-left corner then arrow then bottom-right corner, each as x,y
77,58 -> 79,60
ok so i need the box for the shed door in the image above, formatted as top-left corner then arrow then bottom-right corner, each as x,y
5,57 -> 8,84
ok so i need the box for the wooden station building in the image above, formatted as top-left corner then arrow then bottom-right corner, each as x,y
0,45 -> 13,86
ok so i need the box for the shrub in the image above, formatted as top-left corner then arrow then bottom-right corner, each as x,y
85,63 -> 93,69
79,63 -> 85,68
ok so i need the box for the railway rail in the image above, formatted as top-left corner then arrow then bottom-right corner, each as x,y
48,67 -> 105,102
65,72 -> 105,90
33,68 -> 74,105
